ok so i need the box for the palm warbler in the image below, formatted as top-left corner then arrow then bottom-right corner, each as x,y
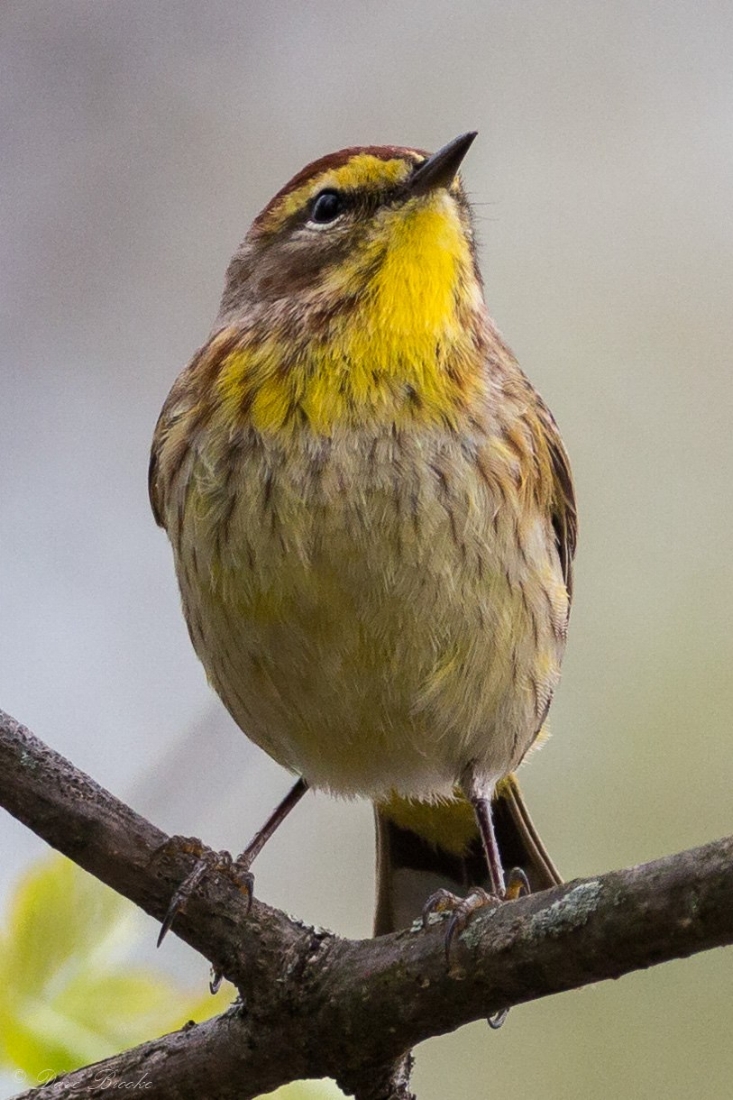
150,132 -> 577,937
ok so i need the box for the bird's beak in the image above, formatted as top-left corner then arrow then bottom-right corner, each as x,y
408,131 -> 478,196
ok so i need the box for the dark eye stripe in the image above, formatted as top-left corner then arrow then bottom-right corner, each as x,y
268,179 -> 444,241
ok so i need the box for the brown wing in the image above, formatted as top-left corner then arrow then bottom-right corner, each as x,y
538,400 -> 578,600
148,329 -> 242,531
148,368 -> 192,530
148,382 -> 186,531
148,430 -> 165,528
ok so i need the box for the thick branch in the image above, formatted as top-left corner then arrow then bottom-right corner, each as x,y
2,707 -> 733,1100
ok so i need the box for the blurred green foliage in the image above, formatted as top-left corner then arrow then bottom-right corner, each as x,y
0,853 -> 344,1098
0,854 -> 233,1085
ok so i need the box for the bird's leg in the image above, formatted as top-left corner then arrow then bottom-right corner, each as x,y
468,777 -> 506,897
155,777 -> 309,946
422,767 -> 532,1026
464,772 -> 532,900
423,772 -> 504,951
234,776 -> 309,866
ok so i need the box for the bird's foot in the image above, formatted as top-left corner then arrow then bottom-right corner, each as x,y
152,835 -> 254,946
421,867 -> 531,1028
422,886 -> 499,962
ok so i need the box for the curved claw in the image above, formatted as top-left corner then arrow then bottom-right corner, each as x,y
229,863 -> 255,908
487,1008 -> 509,1030
158,854 -> 216,946
505,866 -> 531,901
421,887 -> 500,962
155,839 -> 254,946
444,888 -> 498,962
421,888 -> 460,928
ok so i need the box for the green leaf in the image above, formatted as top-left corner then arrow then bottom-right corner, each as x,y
0,854 -> 234,1083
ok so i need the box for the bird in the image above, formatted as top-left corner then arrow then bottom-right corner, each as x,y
149,131 -> 577,945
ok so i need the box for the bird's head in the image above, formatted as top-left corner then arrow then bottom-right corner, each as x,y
212,134 -> 489,435
219,133 -> 483,333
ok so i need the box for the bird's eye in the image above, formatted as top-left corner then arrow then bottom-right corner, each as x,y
309,189 -> 345,224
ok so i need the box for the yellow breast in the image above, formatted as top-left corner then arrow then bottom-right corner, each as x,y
214,189 -> 485,438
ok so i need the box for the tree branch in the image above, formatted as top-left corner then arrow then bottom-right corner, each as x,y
2,707 -> 732,1100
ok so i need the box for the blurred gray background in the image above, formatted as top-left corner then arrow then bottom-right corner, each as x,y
2,2 -> 732,1097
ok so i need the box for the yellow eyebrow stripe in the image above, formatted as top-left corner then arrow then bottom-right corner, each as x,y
263,155 -> 413,229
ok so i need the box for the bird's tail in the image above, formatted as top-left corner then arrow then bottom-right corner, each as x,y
373,773 -> 561,935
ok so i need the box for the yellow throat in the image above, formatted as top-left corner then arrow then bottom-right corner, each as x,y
213,151 -> 487,437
